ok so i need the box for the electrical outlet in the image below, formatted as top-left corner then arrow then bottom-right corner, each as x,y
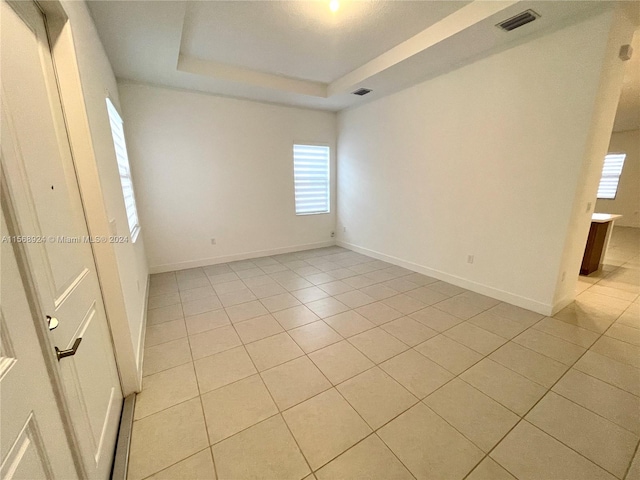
210,238 -> 216,245
467,255 -> 474,264
330,231 -> 335,238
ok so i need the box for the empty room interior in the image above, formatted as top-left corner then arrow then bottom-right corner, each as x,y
2,0 -> 640,479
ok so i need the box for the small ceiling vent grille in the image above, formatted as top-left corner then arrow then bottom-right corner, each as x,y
497,10 -> 539,32
352,88 -> 372,96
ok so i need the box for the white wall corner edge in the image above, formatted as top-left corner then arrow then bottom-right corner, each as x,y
337,240 -> 555,316
135,278 -> 149,391
148,240 -> 337,274
549,292 -> 578,317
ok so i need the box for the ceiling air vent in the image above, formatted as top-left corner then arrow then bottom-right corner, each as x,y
352,88 -> 372,96
497,10 -> 539,32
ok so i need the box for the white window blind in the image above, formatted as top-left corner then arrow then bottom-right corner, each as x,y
597,153 -> 626,200
293,144 -> 330,215
106,98 -> 140,241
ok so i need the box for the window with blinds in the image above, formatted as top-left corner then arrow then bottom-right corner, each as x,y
106,98 -> 140,241
597,153 -> 626,200
293,144 -> 330,215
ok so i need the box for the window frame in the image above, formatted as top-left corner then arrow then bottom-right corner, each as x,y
596,152 -> 626,200
105,97 -> 141,242
292,142 -> 331,216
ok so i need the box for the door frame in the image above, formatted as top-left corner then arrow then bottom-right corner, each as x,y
21,0 -> 144,396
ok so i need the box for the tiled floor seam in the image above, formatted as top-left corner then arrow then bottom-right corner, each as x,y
138,447 -> 212,480
314,384 -> 418,475
226,319 -> 316,477
312,431 -> 419,479
274,410 -> 315,477
141,358 -> 192,379
623,438 -> 640,480
134,391 -> 200,422
147,301 -> 181,310
600,331 -> 640,349
196,395 -> 219,480
573,366 -> 640,399
549,389 -> 640,437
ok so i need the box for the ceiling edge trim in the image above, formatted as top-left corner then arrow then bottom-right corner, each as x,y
176,54 -> 328,98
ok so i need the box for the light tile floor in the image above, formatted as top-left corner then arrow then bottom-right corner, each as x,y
130,227 -> 640,480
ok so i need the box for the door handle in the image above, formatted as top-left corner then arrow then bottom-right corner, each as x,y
55,337 -> 82,361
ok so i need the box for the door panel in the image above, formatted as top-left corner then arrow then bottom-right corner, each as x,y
1,208 -> 79,479
1,1 -> 123,478
1,415 -> 54,480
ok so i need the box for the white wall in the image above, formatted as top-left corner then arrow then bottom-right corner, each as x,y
53,0 -> 150,392
596,129 -> 640,228
337,9 -> 631,314
118,83 -> 337,273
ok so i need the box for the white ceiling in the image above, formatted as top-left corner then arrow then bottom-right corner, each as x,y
181,1 -> 469,83
87,1 -> 626,113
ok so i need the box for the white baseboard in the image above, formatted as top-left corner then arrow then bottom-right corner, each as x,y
149,240 -> 337,274
338,240 -> 555,316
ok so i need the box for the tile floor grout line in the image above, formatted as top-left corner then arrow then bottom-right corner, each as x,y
623,437 -> 640,480
200,316 -> 285,453
133,391 -> 198,422
314,383 -> 415,475
138,446 -> 212,480
274,410 -> 316,479
226,299 -> 320,478
598,330 -> 640,349
569,357 -> 640,398
549,388 -> 640,437
190,342 -> 223,480
317,430 -> 419,479
373,431 -> 420,480
196,391 -> 219,480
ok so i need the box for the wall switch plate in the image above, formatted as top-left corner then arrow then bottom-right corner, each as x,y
586,202 -> 592,213
210,238 -> 216,245
467,255 -> 474,264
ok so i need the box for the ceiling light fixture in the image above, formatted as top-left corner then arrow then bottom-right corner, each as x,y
329,0 -> 340,13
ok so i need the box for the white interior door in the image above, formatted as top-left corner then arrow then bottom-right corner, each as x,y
1,1 -> 123,478
0,204 -> 80,480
